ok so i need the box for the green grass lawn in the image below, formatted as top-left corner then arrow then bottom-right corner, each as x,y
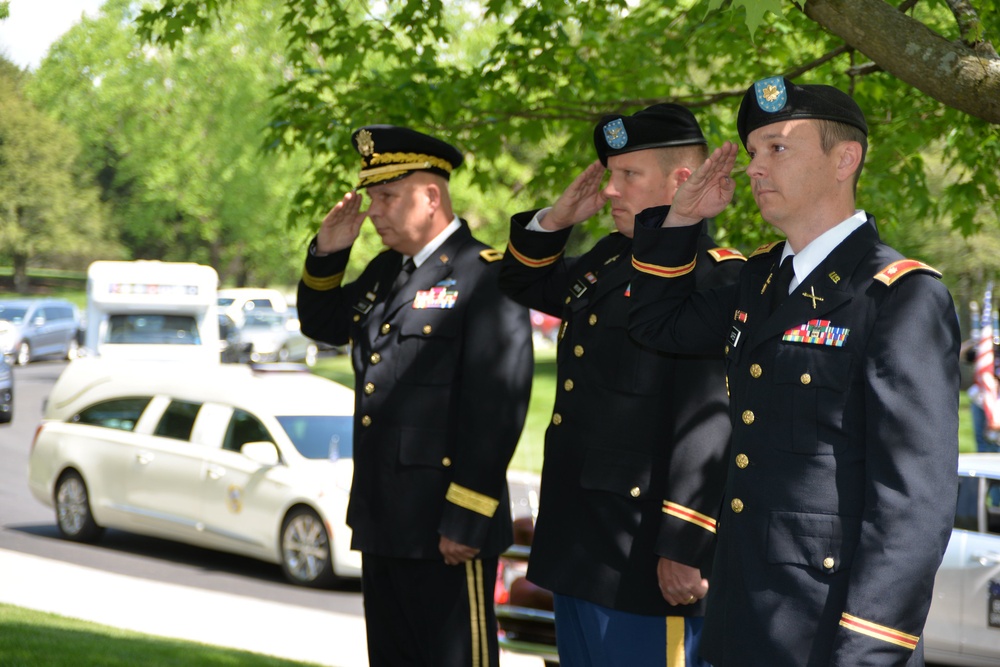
0,604 -> 325,667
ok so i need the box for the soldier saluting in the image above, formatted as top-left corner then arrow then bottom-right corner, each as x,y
629,77 -> 960,666
298,125 -> 533,667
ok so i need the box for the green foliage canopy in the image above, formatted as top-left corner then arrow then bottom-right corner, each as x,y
133,0 -> 999,259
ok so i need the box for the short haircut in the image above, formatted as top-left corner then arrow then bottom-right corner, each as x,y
654,144 -> 709,176
817,119 -> 867,192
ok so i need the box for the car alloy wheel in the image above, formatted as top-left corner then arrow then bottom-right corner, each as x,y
280,507 -> 335,587
55,470 -> 104,542
16,341 -> 31,366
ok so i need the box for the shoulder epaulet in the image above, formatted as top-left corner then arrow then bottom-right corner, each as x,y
873,259 -> 942,286
707,247 -> 746,263
479,248 -> 504,263
749,241 -> 782,258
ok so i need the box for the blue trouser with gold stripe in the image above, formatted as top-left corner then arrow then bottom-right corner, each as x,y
554,593 -> 711,667
361,554 -> 499,667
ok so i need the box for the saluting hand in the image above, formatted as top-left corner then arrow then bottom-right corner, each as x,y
316,191 -> 367,255
539,161 -> 609,231
439,535 -> 480,565
663,141 -> 739,228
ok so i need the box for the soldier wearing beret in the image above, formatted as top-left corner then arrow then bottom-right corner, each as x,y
297,125 -> 533,667
498,104 -> 742,665
628,77 -> 960,665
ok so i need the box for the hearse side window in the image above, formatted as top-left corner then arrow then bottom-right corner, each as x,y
72,398 -> 151,432
154,400 -> 202,441
223,409 -> 274,453
954,476 -> 979,532
987,478 -> 1000,536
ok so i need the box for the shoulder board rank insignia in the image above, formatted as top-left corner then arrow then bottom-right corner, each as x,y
749,241 -> 782,258
708,247 -> 746,263
874,259 -> 942,286
480,249 -> 503,263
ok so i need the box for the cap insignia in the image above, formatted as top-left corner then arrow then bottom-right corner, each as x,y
603,118 -> 628,149
755,76 -> 787,113
356,129 -> 375,157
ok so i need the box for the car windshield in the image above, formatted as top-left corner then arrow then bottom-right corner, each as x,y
218,297 -> 235,308
0,306 -> 28,323
275,415 -> 354,460
107,314 -> 201,345
244,312 -> 284,328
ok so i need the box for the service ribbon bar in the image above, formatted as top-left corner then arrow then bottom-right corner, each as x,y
782,319 -> 849,347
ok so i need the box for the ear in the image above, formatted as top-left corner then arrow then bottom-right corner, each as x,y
424,182 -> 441,213
835,141 -> 862,183
673,167 -> 693,186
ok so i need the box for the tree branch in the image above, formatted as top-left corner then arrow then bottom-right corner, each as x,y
944,0 -> 999,57
802,0 -> 1000,123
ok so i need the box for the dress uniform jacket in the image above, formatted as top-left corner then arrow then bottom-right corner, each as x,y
498,210 -> 742,616
297,221 -> 533,560
628,212 -> 960,666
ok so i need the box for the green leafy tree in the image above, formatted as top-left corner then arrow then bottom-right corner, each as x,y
28,0 -> 315,287
0,57 -> 109,292
133,1 -> 998,254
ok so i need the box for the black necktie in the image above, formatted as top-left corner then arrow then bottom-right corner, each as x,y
388,258 -> 415,300
770,256 -> 794,313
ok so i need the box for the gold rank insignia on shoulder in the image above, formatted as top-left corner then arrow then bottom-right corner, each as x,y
480,248 -> 503,263
749,241 -> 781,258
873,259 -> 942,286
708,247 -> 746,262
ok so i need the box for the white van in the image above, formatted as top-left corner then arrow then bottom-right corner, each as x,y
85,261 -> 220,363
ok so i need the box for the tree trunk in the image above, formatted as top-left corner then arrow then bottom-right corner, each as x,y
804,0 -> 1000,123
12,253 -> 29,294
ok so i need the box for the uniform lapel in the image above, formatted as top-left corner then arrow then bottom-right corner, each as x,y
385,224 -> 469,314
748,221 -> 880,351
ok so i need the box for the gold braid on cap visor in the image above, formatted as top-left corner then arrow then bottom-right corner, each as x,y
358,152 -> 455,185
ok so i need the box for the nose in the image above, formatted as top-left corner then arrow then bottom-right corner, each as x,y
745,151 -> 765,180
602,179 -> 620,199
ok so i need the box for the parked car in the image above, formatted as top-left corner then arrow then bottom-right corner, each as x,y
229,307 -> 318,366
0,298 -> 82,365
0,355 -> 12,424
28,358 -> 360,587
217,287 -> 289,323
218,312 -> 252,363
497,453 -> 1000,667
925,452 -> 1000,666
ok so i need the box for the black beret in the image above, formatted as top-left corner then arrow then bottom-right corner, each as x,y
737,76 -> 868,147
351,125 -> 463,188
593,103 -> 706,167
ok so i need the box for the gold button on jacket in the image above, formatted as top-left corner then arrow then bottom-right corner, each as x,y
742,410 -> 755,425
735,453 -> 749,469
731,498 -> 744,513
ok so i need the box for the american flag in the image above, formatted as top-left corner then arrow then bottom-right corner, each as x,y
975,283 -> 1000,429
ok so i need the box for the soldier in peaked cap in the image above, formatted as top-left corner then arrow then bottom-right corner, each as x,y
297,125 -> 533,667
498,103 -> 742,665
628,77 -> 960,665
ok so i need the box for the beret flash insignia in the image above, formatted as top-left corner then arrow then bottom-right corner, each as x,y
603,118 -> 628,149
755,76 -> 787,113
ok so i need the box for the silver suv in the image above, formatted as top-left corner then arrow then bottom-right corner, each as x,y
0,299 -> 82,365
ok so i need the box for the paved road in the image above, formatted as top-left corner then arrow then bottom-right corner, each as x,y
0,360 -> 542,666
